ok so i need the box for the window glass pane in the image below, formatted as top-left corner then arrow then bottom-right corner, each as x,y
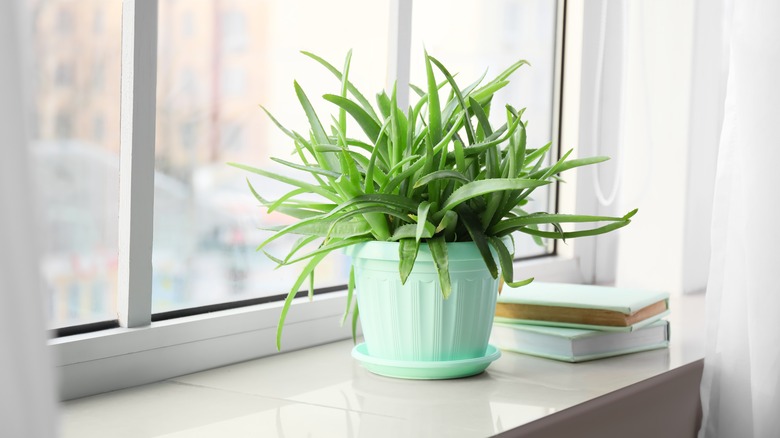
154,0 -> 390,312
410,0 -> 559,257
24,0 -> 122,328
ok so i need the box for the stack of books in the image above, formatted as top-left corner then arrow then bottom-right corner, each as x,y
490,282 -> 670,362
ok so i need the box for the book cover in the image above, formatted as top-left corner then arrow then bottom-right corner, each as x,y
490,320 -> 670,363
495,282 -> 670,331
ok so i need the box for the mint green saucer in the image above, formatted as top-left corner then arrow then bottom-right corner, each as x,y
352,344 -> 501,380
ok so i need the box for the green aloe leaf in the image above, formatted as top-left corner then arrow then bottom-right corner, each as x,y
470,80 -> 510,105
427,235 -> 452,299
409,83 -> 425,97
229,162 -> 342,204
338,50 -> 352,134
300,51 -> 379,122
441,69 -> 489,123
284,235 -> 320,264
449,116 -> 521,161
323,206 -> 411,242
382,113 -> 464,194
341,265 -> 355,326
323,194 -> 419,221
516,212 -> 635,240
261,219 -> 372,241
435,210 -> 458,234
424,51 -> 442,146
270,157 -> 342,179
428,56 -> 476,145
489,212 -> 629,236
435,178 -> 551,220
248,187 -> 335,218
389,223 -> 434,241
314,145 -> 388,187
351,300 -> 360,344
488,236 -> 515,284
261,249 -> 285,268
527,156 -> 610,180
260,106 -> 296,140
284,236 -> 374,265
398,238 -> 420,284
308,271 -> 315,300
523,143 -> 551,169
389,83 -> 404,166
457,205 -> 498,279
266,188 -> 310,213
469,96 -> 493,137
471,59 -> 529,101
493,59 -> 530,82
376,91 -> 391,119
387,155 -> 421,177
505,277 -> 535,288
294,81 -> 338,171
415,201 -> 433,243
277,252 -> 329,350
413,170 -> 470,189
496,147 -> 570,225
323,94 -> 381,143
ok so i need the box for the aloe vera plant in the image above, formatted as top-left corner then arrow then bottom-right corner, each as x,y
230,51 -> 636,349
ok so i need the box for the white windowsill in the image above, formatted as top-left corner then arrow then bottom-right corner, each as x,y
60,292 -> 705,437
52,255 -> 586,400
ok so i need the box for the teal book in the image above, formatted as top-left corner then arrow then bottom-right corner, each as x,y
495,282 -> 670,332
490,320 -> 670,363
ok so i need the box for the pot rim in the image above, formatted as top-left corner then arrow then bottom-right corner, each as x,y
343,237 -> 513,262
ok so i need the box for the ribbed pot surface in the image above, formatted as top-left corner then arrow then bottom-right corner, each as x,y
348,241 -> 499,362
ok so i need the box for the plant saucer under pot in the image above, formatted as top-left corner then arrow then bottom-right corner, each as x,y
345,240 -> 503,379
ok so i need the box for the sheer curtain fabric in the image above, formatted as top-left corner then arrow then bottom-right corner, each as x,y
0,0 -> 58,436
699,0 -> 780,436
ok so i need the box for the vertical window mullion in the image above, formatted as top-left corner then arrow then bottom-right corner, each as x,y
550,0 -> 566,256
117,0 -> 158,328
387,0 -> 413,109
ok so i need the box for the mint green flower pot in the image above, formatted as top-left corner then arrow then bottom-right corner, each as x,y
346,241 -> 501,366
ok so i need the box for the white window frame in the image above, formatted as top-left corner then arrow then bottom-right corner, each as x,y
51,0 -> 599,400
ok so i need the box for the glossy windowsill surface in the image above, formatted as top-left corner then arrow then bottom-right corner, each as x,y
61,293 -> 705,437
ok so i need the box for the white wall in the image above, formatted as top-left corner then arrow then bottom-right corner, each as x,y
616,0 -> 727,295
571,0 -> 723,295
613,0 -> 695,294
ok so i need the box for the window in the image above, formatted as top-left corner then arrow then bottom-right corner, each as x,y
410,0 -> 559,258
152,0 -> 389,313
26,0 -> 122,329
46,0 -> 578,400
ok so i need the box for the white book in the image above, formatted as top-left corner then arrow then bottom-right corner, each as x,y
490,320 -> 670,363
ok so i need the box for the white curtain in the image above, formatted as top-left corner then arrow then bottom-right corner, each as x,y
699,0 -> 780,436
0,0 -> 58,436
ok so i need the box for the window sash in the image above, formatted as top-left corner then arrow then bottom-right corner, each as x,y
117,0 -> 157,328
